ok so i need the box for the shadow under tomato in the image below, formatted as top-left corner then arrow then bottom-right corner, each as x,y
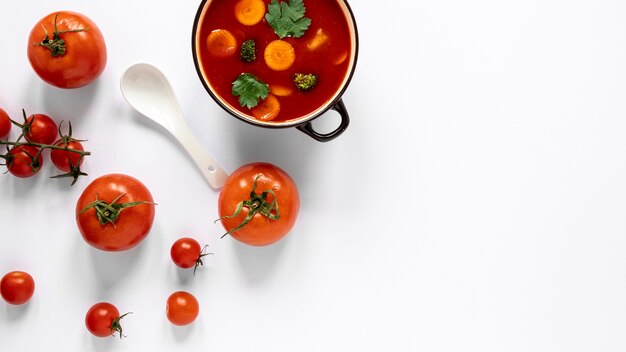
88,333 -> 115,351
2,300 -> 33,321
87,240 -> 148,290
20,74 -> 101,126
232,236 -> 288,284
170,320 -> 197,341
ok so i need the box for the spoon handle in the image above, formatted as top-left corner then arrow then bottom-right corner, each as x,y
172,123 -> 228,189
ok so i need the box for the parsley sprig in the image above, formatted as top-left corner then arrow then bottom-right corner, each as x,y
232,73 -> 270,109
265,0 -> 312,39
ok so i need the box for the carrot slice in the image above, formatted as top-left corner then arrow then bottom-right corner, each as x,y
264,40 -> 295,71
334,51 -> 348,65
307,28 -> 329,51
270,84 -> 293,97
206,29 -> 237,58
235,0 -> 265,26
251,94 -> 281,121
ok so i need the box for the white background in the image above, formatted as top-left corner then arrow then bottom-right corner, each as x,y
1,0 -> 626,351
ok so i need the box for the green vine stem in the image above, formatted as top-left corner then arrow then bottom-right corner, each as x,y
217,175 -> 280,238
193,245 -> 213,276
33,14 -> 91,57
79,193 -> 154,226
111,312 -> 132,339
0,140 -> 90,156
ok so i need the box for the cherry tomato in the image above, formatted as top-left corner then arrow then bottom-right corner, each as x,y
27,11 -> 107,89
6,145 -> 43,178
51,138 -> 84,172
24,113 -> 57,145
85,302 -> 130,338
0,271 -> 35,305
0,108 -> 11,139
166,291 -> 199,326
170,237 -> 211,273
76,174 -> 155,251
218,162 -> 300,246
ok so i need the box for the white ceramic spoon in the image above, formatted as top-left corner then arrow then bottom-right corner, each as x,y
120,63 -> 228,189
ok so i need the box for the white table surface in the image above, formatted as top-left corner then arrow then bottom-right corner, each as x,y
2,0 -> 626,351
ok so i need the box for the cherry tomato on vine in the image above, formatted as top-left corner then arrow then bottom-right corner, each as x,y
24,113 -> 57,145
0,108 -> 11,139
51,138 -> 84,172
218,162 -> 300,246
76,174 -> 155,251
27,11 -> 107,89
1,271 -> 35,305
85,302 -> 130,338
170,238 -> 211,274
166,291 -> 199,326
6,145 -> 43,178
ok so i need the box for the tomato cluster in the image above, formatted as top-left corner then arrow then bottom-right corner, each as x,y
3,5 -> 306,342
0,109 -> 89,184
80,235 -> 205,338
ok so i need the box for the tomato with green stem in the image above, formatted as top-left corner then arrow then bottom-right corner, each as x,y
27,11 -> 107,89
4,145 -> 43,178
22,112 -> 58,145
50,121 -> 85,172
0,271 -> 35,305
170,238 -> 212,274
51,138 -> 84,172
166,291 -> 199,326
0,108 -> 10,139
76,174 -> 155,251
218,162 -> 300,246
85,302 -> 131,338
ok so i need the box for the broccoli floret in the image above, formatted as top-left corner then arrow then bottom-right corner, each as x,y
240,40 -> 256,62
293,73 -> 318,91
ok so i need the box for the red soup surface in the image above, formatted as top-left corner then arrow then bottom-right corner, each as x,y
197,0 -> 351,123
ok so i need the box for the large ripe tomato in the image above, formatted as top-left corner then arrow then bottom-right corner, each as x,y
0,271 -> 35,305
218,162 -> 300,246
85,302 -> 130,338
6,145 -> 43,178
166,291 -> 199,326
27,11 -> 107,89
76,174 -> 155,251
24,113 -> 57,145
0,108 -> 11,139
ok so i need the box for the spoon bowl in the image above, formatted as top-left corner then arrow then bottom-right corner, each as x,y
120,63 -> 228,189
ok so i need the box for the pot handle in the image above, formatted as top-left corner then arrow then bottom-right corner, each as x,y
296,99 -> 350,142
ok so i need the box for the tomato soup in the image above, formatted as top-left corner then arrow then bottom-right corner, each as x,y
195,0 -> 352,123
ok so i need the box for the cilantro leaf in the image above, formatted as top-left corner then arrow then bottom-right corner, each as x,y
232,73 -> 270,109
265,0 -> 312,39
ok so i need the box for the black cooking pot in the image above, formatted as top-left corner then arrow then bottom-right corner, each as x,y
192,0 -> 358,142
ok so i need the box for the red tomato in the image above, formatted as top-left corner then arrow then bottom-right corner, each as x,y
166,291 -> 199,326
170,237 -> 211,273
6,145 -> 43,178
85,302 -> 130,338
51,138 -> 84,172
76,174 -> 155,251
0,271 -> 35,305
24,113 -> 57,145
218,162 -> 300,246
0,108 -> 11,139
27,11 -> 107,89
